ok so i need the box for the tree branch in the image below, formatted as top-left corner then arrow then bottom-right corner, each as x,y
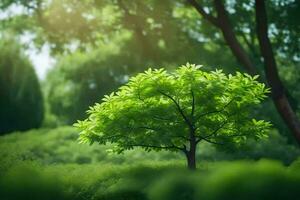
201,137 -> 224,145
130,125 -> 189,141
223,133 -> 250,138
203,120 -> 229,139
239,30 -> 259,59
186,0 -> 219,27
191,89 -> 195,121
152,115 -> 181,124
188,0 -> 258,75
195,138 -> 202,144
182,144 -> 189,154
124,143 -> 185,151
135,91 -> 182,124
158,90 -> 194,131
195,110 -> 240,143
136,126 -> 161,132
99,134 -> 130,141
213,0 -> 258,75
195,98 -> 233,120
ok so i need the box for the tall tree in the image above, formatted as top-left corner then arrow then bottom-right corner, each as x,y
186,0 -> 300,144
0,37 -> 44,134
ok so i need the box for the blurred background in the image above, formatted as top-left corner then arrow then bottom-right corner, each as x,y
1,0 -> 299,132
0,0 -> 300,200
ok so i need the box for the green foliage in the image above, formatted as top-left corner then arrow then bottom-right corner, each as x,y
148,172 -> 198,200
3,0 -> 298,63
1,0 -> 299,136
0,164 -> 66,200
0,127 -> 183,173
0,37 -> 44,134
1,127 -> 299,173
149,160 -> 300,200
44,39 -> 124,124
76,64 -> 271,156
198,129 -> 300,164
44,28 -> 205,124
1,159 -> 300,200
0,127 -> 299,200
199,160 -> 300,200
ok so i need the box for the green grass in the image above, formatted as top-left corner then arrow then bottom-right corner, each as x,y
0,126 -> 184,171
1,158 -> 300,200
1,126 -> 299,171
1,127 -> 300,200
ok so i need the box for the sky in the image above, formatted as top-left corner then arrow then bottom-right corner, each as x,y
27,46 -> 54,80
20,33 -> 54,80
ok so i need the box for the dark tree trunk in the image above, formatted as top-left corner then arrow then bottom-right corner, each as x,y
186,136 -> 196,170
255,0 -> 300,144
214,0 -> 258,76
186,151 -> 196,170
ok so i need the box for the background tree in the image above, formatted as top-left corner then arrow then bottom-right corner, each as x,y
41,0 -> 226,124
75,64 -> 271,169
1,0 -> 298,143
185,0 -> 300,144
0,37 -> 44,134
45,42 -> 122,124
44,29 -> 205,124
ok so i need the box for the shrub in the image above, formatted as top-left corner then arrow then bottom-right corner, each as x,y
199,160 -> 300,200
0,164 -> 66,200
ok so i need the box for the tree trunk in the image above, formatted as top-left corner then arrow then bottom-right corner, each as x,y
186,138 -> 196,170
255,0 -> 300,144
186,151 -> 196,170
214,0 -> 258,76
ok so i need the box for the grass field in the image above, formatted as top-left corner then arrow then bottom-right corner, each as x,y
1,127 -> 300,200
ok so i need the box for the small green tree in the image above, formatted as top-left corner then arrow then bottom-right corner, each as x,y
75,64 -> 271,169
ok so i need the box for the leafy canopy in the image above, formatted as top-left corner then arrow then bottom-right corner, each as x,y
75,64 -> 271,153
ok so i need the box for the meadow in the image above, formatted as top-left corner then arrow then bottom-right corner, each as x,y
1,127 -> 300,200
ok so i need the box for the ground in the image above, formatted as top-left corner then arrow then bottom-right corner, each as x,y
1,127 -> 300,200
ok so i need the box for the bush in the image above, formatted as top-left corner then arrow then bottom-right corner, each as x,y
148,172 -> 199,200
148,160 -> 300,200
0,126 -> 183,171
0,164 -> 66,200
198,129 -> 300,164
199,160 -> 300,200
1,127 -> 300,200
0,37 -> 44,134
1,159 -> 300,200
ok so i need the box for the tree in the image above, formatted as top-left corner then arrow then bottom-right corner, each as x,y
45,44 -> 123,124
0,37 -> 44,134
186,0 -> 300,144
2,0 -> 298,142
75,64 -> 271,169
